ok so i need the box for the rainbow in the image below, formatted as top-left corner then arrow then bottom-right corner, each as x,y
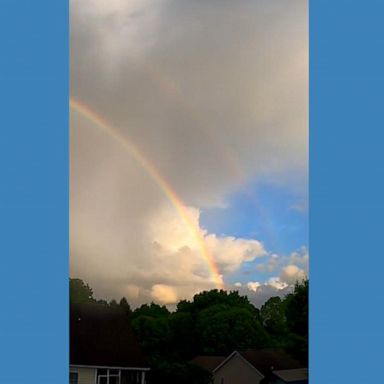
70,97 -> 225,290
140,62 -> 245,184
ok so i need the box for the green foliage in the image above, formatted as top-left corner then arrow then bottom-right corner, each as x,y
70,278 -> 308,382
130,302 -> 172,362
258,279 -> 309,363
132,302 -> 170,320
119,297 -> 132,314
109,299 -> 118,306
196,304 -> 270,354
284,279 -> 308,364
176,299 -> 194,313
192,289 -> 254,312
285,279 -> 308,336
96,299 -> 109,306
131,315 -> 171,356
169,311 -> 197,358
260,296 -> 288,340
70,278 -> 95,304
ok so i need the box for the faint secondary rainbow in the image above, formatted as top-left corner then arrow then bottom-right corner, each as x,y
70,97 -> 224,290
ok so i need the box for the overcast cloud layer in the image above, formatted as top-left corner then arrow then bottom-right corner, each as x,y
70,0 -> 308,307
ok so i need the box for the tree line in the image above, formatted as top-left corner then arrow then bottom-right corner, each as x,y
70,278 -> 308,384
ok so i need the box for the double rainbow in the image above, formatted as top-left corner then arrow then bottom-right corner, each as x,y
70,98 -> 224,290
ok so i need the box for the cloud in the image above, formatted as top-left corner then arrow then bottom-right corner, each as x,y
288,247 -> 309,270
255,247 -> 309,276
123,284 -> 140,299
267,277 -> 289,290
255,254 -> 280,273
205,234 -> 267,273
71,202 -> 269,306
233,257 -> 307,307
151,284 -> 178,304
247,282 -> 262,292
280,264 -> 307,285
234,281 -> 292,308
70,0 -> 308,306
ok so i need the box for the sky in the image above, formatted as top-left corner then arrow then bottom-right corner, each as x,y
70,0 -> 308,308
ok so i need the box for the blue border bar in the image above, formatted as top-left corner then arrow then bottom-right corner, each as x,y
0,1 -> 68,382
310,1 -> 384,383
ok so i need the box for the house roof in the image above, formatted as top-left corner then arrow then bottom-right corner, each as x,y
190,355 -> 227,372
70,303 -> 149,369
273,368 -> 308,382
213,349 -> 302,376
238,349 -> 302,376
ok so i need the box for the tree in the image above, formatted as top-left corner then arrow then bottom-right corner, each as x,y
119,297 -> 132,314
192,289 -> 254,313
196,304 -> 270,355
68,278 -> 308,380
283,279 -> 308,364
285,279 -> 308,337
70,278 -> 95,304
260,296 -> 287,340
131,302 -> 171,361
109,299 -> 118,306
176,299 -> 193,313
96,299 -> 109,306
131,315 -> 171,358
169,311 -> 196,359
132,302 -> 169,320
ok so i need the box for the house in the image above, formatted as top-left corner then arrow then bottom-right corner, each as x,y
192,349 -> 305,384
70,303 -> 150,384
269,368 -> 308,384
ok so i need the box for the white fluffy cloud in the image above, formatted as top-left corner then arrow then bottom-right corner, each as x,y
255,254 -> 280,273
71,202 -> 269,306
267,277 -> 289,290
247,282 -> 262,292
206,234 -> 267,274
151,284 -> 178,304
234,255 -> 307,307
234,281 -> 291,308
288,247 -> 309,270
255,247 -> 309,276
280,264 -> 307,284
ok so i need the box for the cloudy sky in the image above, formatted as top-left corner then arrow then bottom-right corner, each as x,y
70,0 -> 308,308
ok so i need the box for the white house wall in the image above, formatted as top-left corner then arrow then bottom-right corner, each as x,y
213,354 -> 264,384
70,366 -> 96,384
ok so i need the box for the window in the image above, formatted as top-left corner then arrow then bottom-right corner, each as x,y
70,372 -> 78,384
96,368 -> 121,384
